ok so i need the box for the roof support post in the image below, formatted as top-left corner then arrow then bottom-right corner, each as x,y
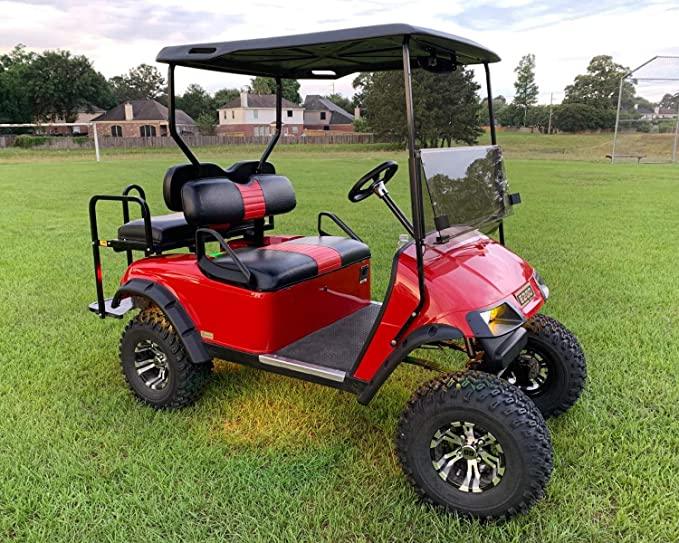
484,62 -> 497,145
484,62 -> 504,244
257,77 -> 283,172
393,38 -> 427,345
167,64 -> 200,166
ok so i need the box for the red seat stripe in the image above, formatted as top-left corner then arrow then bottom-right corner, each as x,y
235,179 -> 266,220
263,243 -> 342,274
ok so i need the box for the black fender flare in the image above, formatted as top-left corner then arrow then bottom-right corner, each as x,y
112,278 -> 211,365
356,324 -> 464,405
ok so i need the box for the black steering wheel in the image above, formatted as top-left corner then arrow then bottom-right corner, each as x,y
348,161 -> 399,203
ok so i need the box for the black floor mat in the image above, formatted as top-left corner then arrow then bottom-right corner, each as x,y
275,304 -> 382,371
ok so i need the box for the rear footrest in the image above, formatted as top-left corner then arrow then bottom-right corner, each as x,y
88,297 -> 134,319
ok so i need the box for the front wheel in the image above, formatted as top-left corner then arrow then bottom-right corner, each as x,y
396,371 -> 553,520
502,314 -> 586,418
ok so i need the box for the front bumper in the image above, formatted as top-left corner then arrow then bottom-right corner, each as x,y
477,327 -> 527,373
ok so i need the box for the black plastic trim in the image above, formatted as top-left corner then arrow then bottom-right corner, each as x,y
112,278 -> 211,364
205,343 -> 366,394
477,327 -> 527,373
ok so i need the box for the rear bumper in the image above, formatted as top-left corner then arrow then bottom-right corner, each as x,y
477,327 -> 527,372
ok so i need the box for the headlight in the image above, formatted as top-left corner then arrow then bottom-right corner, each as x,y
534,271 -> 550,300
478,303 -> 523,335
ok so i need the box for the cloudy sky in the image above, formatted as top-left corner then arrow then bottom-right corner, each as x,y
1,0 -> 678,103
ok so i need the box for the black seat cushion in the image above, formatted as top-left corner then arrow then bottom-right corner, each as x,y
211,235 -> 370,291
118,213 -> 195,247
181,175 -> 296,227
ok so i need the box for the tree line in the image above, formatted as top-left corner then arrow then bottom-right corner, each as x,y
480,53 -> 677,133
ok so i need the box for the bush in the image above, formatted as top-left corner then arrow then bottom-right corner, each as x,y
552,103 -> 617,132
13,135 -> 49,148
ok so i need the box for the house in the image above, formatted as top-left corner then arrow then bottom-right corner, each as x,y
91,99 -> 196,138
303,95 -> 354,132
217,92 -> 304,137
48,105 -> 105,135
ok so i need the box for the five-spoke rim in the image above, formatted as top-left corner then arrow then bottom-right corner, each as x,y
505,348 -> 550,397
134,340 -> 170,391
430,421 -> 505,493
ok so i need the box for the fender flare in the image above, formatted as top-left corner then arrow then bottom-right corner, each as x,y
356,324 -> 463,405
113,278 -> 211,365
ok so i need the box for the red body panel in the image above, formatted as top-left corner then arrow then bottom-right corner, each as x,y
120,236 -> 371,353
119,231 -> 543,384
352,231 -> 545,381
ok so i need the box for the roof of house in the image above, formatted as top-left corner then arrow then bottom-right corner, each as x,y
220,94 -> 301,109
156,24 -> 500,78
303,95 -> 354,124
92,99 -> 195,125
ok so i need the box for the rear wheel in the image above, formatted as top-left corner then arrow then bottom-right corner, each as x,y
119,308 -> 212,409
502,314 -> 586,418
396,371 -> 552,520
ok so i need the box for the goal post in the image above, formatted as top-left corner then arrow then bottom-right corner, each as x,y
611,56 -> 679,164
0,122 -> 101,162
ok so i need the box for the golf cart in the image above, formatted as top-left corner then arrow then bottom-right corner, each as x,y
88,24 -> 586,519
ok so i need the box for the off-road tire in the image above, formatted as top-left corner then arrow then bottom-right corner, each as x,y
396,371 -> 552,520
510,314 -> 586,418
119,308 -> 212,409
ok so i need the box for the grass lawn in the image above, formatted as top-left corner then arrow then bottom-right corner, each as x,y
0,144 -> 678,542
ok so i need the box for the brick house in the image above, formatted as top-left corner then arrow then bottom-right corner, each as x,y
49,106 -> 105,136
216,92 -> 304,137
303,95 -> 354,132
91,99 -> 196,138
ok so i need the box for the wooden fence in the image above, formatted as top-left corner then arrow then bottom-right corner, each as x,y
0,133 -> 375,149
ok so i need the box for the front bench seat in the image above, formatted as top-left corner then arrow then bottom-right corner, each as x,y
212,236 -> 370,291
181,175 -> 369,290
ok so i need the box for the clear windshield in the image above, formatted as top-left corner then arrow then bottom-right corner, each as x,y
420,145 -> 512,238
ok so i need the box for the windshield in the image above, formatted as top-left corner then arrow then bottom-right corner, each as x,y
420,145 -> 512,239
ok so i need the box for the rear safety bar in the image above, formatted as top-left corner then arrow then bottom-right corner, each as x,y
88,188 -> 153,318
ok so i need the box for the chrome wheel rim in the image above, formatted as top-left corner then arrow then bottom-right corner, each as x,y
505,348 -> 550,397
430,421 -> 505,493
134,340 -> 170,391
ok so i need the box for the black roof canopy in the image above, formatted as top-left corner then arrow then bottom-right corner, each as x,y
156,24 -> 500,79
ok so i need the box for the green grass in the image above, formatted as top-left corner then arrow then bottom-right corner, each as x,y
0,146 -> 678,542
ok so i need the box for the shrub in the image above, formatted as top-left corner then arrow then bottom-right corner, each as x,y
13,135 -> 49,148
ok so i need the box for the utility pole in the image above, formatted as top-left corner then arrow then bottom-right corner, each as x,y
547,92 -> 554,135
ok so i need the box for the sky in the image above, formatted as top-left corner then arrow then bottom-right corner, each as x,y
1,0 -> 678,104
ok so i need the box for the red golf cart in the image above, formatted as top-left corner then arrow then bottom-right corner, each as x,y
88,25 -> 586,519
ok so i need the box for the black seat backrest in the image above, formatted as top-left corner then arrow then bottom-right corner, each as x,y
181,174 -> 296,227
163,160 -> 276,211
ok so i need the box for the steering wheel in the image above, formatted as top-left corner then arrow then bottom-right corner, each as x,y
348,161 -> 399,203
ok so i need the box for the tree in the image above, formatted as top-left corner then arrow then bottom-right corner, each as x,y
659,93 -> 679,112
324,93 -> 353,114
479,95 -> 507,125
249,77 -> 301,104
24,50 -> 113,122
196,112 -> 217,135
110,63 -> 166,102
552,103 -> 616,132
513,54 -> 539,111
213,87 -> 240,108
354,67 -> 482,146
564,55 -> 634,111
0,45 -> 36,123
176,84 -> 215,121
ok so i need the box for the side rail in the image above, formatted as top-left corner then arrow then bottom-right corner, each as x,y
317,211 -> 363,242
88,191 -> 152,318
195,227 -> 254,287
